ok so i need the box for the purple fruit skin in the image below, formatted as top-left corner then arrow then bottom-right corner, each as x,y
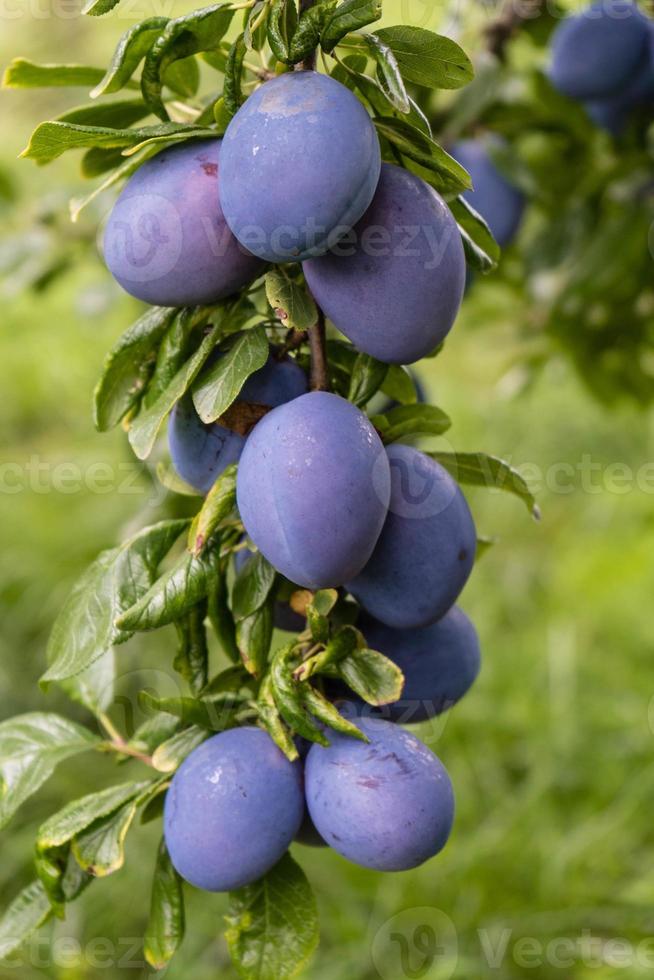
303,163 -> 466,365
219,71 -> 381,262
348,445 -> 476,629
169,353 -> 307,494
164,727 -> 304,892
305,716 -> 455,871
358,606 -> 481,723
451,140 -> 525,248
103,139 -> 264,307
236,392 -> 391,590
549,1 -> 650,101
584,25 -> 654,133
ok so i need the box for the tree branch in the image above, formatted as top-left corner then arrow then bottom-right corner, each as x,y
308,308 -> 329,391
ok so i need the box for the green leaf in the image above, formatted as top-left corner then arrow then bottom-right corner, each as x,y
223,34 -> 248,117
373,117 -> 471,195
21,121 -> 213,166
94,307 -> 175,432
374,26 -> 473,90
362,33 -> 409,114
321,0 -> 381,52
301,685 -> 366,741
232,551 -> 277,622
338,648 -> 404,705
71,797 -> 141,877
2,60 -> 105,89
117,546 -> 221,633
83,0 -> 124,15
348,353 -> 388,407
192,326 -> 269,424
152,726 -> 207,773
293,621 -> 357,680
0,714 -> 98,830
143,307 -> 199,410
449,196 -> 500,273
245,0 -> 269,51
209,572 -> 240,663
91,19 -> 170,97
306,589 -> 338,645
371,403 -> 451,442
236,600 -> 275,677
174,601 -> 209,695
139,691 -> 244,731
59,650 -> 116,718
43,519 -> 188,684
164,56 -> 201,98
128,713 -> 181,758
289,0 -> 337,62
270,645 -> 328,744
265,270 -> 317,331
255,677 -> 299,761
268,0 -> 299,63
142,4 -> 235,120
144,841 -> 185,971
225,853 -> 319,980
128,319 -> 222,460
188,464 -> 238,554
429,451 -> 540,518
0,882 -> 52,959
57,100 -> 153,129
380,365 -> 418,405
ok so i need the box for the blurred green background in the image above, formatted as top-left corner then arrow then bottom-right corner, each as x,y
2,4 -> 654,979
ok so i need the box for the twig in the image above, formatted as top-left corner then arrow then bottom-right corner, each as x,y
98,713 -> 155,768
308,308 -> 329,391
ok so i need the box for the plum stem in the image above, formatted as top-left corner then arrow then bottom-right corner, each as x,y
308,307 -> 330,391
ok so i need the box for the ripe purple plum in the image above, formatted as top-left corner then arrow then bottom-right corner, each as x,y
103,139 -> 264,307
451,139 -> 525,248
348,445 -> 476,629
164,727 -> 304,892
219,71 -> 381,262
304,164 -> 465,364
236,392 -> 390,589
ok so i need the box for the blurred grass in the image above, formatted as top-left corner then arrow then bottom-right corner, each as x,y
1,7 -> 654,980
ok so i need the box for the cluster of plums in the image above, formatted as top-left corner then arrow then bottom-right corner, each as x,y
102,67 -> 484,890
550,0 -> 654,134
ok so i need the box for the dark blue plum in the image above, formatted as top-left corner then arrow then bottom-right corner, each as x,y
585,27 -> 654,133
348,445 -> 476,629
219,71 -> 381,262
305,716 -> 455,871
451,140 -> 525,248
103,139 -> 264,307
549,1 -> 650,101
304,164 -> 465,364
164,727 -> 304,892
359,607 -> 481,723
236,392 -> 391,589
169,352 -> 307,494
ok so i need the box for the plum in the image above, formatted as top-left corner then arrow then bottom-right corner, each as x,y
164,727 -> 304,892
451,139 -> 525,248
103,139 -> 264,307
585,27 -> 654,133
219,71 -> 381,262
305,715 -> 454,871
303,164 -> 465,364
359,606 -> 481,723
236,392 -> 390,589
169,352 -> 307,494
348,445 -> 476,629
549,1 -> 651,101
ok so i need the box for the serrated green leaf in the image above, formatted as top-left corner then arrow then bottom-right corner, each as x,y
2,60 -> 105,89
21,120 -> 213,166
321,0 -> 381,52
152,726 -> 208,773
265,271 -> 317,331
232,551 -> 277,622
142,4 -> 235,120
236,599 -> 275,677
270,645 -> 328,743
371,403 -> 451,442
449,195 -> 500,273
140,691 -> 244,731
43,519 -> 188,684
288,0 -> 337,62
362,33 -> 409,114
374,26 -> 473,90
192,326 -> 269,424
117,546 -> 221,633
188,464 -> 238,554
72,797 -> 141,877
0,714 -> 98,830
144,841 -> 185,970
225,853 -> 319,980
223,33 -> 248,117
373,117 -> 471,195
338,647 -> 404,705
91,19 -> 170,97
57,100 -> 153,129
128,319 -> 222,460
94,307 -> 175,432
0,882 -> 52,959
348,353 -> 388,407
306,589 -> 338,645
429,451 -> 540,518
268,0 -> 298,63
173,601 -> 209,694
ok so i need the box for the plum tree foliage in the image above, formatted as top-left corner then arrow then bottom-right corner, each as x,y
10,0 -> 653,975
